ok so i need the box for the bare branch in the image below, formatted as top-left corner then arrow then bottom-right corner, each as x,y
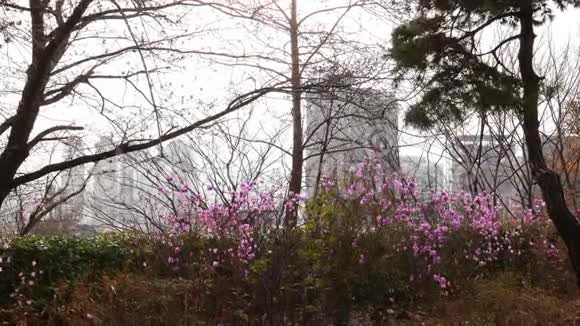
27,125 -> 84,150
11,86 -> 288,188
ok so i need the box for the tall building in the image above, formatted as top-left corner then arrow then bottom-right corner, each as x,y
86,137 -> 200,231
400,155 -> 445,194
449,135 -> 524,205
93,136 -> 121,196
38,136 -> 87,234
91,136 -> 139,204
86,136 -> 141,229
304,88 -> 399,196
58,136 -> 86,217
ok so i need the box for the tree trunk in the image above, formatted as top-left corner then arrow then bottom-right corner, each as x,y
0,187 -> 11,214
0,0 -> 94,214
286,0 -> 303,227
518,0 -> 580,285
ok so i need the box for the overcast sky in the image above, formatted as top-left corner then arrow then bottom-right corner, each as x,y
2,1 -> 579,185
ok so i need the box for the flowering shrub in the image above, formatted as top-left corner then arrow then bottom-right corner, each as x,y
138,159 -> 570,323
309,159 -> 563,292
160,180 -> 284,271
0,160 -> 574,324
279,159 -> 573,323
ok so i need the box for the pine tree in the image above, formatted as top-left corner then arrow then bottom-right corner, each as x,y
389,0 -> 580,285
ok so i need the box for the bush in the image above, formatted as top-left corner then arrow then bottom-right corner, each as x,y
0,224 -> 573,325
0,233 -> 144,308
0,160 -> 576,324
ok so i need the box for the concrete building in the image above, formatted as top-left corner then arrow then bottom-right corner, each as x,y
304,88 -> 399,196
85,137 -> 202,232
58,136 -> 86,217
85,136 -> 141,229
31,136 -> 87,235
449,135 -> 525,207
92,136 -> 135,201
400,155 -> 445,194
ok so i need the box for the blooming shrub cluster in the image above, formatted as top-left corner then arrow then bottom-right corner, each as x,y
1,159 -> 572,324
305,158 -> 562,294
144,158 -> 569,323
160,180 -> 284,268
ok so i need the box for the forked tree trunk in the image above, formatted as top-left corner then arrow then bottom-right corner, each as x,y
0,0 -> 94,217
518,0 -> 580,285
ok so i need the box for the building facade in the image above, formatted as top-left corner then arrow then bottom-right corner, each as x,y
304,89 -> 399,196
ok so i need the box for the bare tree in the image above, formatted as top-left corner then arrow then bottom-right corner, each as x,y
183,0 -> 384,226
540,41 -> 580,212
387,0 -> 580,282
1,135 -> 95,235
428,37 -> 580,214
86,112 -> 286,232
303,66 -> 400,198
0,0 -> 296,232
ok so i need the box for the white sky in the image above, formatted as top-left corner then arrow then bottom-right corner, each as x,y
1,1 -> 579,186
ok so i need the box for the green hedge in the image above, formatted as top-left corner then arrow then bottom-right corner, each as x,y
0,233 -> 144,306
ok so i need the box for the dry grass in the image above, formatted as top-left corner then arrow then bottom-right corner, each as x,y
42,274 -> 204,326
424,273 -> 580,326
5,272 -> 580,325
